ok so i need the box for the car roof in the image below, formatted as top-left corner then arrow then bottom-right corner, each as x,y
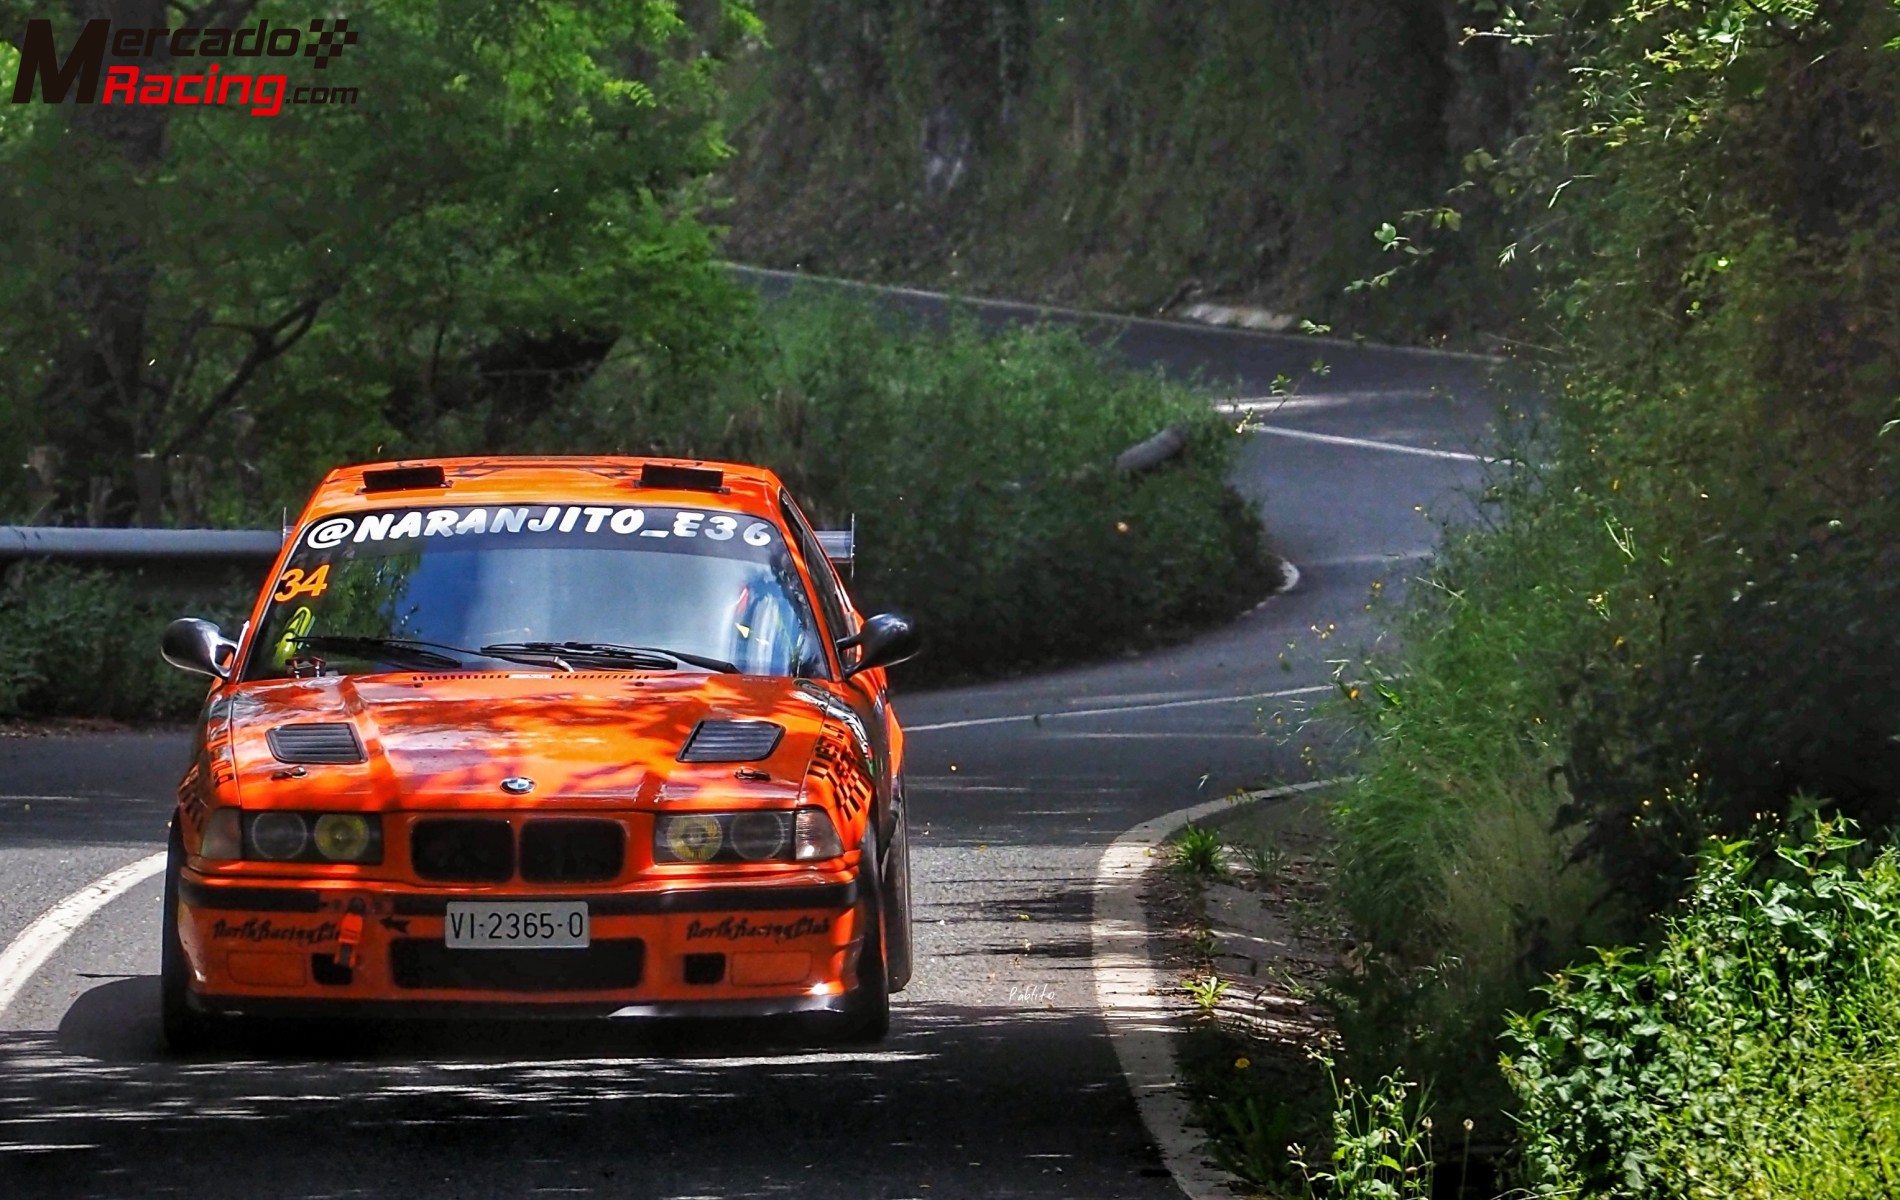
298,456 -> 787,521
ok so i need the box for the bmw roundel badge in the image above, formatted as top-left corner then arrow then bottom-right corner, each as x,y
500,776 -> 535,795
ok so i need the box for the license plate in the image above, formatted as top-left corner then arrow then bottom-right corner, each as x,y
444,901 -> 590,949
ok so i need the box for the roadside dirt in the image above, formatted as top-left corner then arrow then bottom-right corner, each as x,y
1142,791 -> 1345,1191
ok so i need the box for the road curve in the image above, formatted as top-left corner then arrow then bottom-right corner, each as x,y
0,273 -> 1523,1199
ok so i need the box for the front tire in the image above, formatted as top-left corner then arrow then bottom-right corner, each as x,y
161,825 -> 216,1054
883,802 -> 914,993
837,833 -> 891,1044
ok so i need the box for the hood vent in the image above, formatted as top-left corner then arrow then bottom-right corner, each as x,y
266,723 -> 366,765
677,719 -> 783,763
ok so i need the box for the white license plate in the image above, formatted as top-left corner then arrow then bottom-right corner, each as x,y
444,901 -> 590,949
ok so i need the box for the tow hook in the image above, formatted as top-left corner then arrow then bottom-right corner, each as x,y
337,898 -> 367,968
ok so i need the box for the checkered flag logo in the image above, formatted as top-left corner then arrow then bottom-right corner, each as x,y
304,19 -> 358,69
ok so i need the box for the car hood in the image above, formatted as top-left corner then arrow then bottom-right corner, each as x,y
214,672 -> 839,811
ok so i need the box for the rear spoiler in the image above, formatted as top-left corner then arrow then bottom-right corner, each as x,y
816,516 -> 855,577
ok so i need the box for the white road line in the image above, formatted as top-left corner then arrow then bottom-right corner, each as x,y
1092,779 -> 1347,1200
1213,391 -> 1431,415
1245,422 -> 1509,464
0,851 -> 166,1018
906,685 -> 1333,733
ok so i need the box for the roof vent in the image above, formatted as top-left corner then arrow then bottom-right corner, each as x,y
639,464 -> 725,493
362,465 -> 448,493
677,720 -> 783,763
267,723 -> 367,764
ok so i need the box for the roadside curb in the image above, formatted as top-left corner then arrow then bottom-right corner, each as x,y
1271,556 -> 1301,597
1092,779 -> 1343,1199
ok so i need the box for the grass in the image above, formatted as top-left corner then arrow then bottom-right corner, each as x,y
1236,834 -> 1288,882
1295,1061 -> 1437,1200
1172,824 -> 1229,879
1319,450 -> 1629,1119
1166,790 -> 1356,1191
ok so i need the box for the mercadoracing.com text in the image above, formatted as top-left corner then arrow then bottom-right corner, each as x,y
99,65 -> 355,117
9,17 -> 360,118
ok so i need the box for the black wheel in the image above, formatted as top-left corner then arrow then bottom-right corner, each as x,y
838,894 -> 890,1043
837,834 -> 890,1044
161,825 -> 216,1054
883,803 -> 914,994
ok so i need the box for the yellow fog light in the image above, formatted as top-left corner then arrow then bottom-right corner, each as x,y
313,813 -> 374,862
662,814 -> 724,863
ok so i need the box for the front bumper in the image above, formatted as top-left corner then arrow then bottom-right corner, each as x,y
177,873 -> 866,1019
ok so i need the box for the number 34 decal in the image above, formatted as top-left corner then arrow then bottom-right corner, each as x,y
274,565 -> 331,602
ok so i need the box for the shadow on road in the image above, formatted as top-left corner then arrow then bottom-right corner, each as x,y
2,979 -> 1177,1200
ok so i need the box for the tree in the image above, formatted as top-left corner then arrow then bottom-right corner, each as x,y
0,0 -> 760,525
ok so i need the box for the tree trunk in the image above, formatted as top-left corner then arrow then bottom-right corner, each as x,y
40,0 -> 171,525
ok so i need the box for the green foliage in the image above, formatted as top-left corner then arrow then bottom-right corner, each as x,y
1183,974 -> 1231,1011
1296,1058 -> 1437,1200
0,293 -> 1272,720
1326,0 -> 1900,1130
1482,0 -> 1900,914
1237,835 -> 1287,881
572,292 -> 1275,685
1173,824 -> 1231,879
1211,1089 -> 1303,1189
1506,822 -> 1900,1200
0,0 -> 759,525
0,566 -> 249,722
1325,444 -> 1623,1117
720,0 -> 1531,341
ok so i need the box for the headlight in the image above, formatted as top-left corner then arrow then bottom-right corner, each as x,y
655,808 -> 835,864
729,812 -> 791,861
240,812 -> 382,864
249,812 -> 308,860
313,814 -> 374,862
661,813 -> 724,863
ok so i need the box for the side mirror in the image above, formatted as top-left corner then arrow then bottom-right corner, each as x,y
838,612 -> 921,679
162,617 -> 237,680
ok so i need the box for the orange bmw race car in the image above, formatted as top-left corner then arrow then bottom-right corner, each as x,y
157,457 -> 919,1048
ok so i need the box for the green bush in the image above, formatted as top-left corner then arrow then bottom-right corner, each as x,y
1506,821 -> 1900,1200
0,294 -> 1273,720
1322,0 -> 1900,1127
1324,444 -> 1625,1116
553,291 -> 1277,685
0,565 -> 251,722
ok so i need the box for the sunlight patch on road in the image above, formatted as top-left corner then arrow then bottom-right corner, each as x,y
0,850 -> 165,1019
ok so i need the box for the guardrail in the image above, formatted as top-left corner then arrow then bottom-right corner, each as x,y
0,424 -> 1185,570
0,526 -> 283,562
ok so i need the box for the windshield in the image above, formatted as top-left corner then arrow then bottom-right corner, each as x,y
244,502 -> 829,680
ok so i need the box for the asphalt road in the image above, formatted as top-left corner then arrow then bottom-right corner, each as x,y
0,276 -> 1523,1199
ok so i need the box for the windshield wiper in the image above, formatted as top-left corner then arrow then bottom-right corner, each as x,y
479,641 -> 739,674
289,635 -> 466,670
